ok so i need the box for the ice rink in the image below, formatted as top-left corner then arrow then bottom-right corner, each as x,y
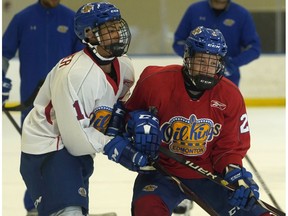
2,107 -> 286,215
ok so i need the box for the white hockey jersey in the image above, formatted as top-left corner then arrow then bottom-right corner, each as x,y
21,48 -> 134,156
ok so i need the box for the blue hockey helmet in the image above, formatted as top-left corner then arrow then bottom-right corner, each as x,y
185,26 -> 227,58
74,2 -> 131,57
183,26 -> 227,90
74,2 -> 121,41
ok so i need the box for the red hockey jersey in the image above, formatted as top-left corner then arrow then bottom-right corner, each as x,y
125,64 -> 250,179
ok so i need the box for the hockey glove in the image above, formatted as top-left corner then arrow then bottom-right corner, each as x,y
106,100 -> 126,136
104,135 -> 148,171
2,75 -> 12,105
224,57 -> 238,77
224,164 -> 259,211
126,110 -> 161,160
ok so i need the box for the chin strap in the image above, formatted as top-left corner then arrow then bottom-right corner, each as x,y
82,39 -> 115,65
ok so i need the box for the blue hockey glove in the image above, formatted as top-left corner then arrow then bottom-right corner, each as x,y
104,135 -> 148,171
224,57 -> 238,77
2,75 -> 12,105
126,110 -> 161,160
106,101 -> 126,136
224,164 -> 259,211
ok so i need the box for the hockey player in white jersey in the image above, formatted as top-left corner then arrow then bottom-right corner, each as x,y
20,2 -> 155,216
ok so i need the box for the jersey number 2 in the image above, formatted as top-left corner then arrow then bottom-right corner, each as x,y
240,113 -> 249,133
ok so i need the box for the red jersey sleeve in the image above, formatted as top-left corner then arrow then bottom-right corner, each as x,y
211,79 -> 250,174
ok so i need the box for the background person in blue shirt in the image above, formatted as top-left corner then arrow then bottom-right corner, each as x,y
2,0 -> 83,215
172,0 -> 261,87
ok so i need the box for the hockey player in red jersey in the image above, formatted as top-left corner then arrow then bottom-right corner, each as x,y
125,26 -> 272,216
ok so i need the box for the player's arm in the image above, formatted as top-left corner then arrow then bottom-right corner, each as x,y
105,67 -> 162,162
123,67 -> 162,160
104,100 -> 161,162
211,89 -> 260,211
173,7 -> 194,57
3,15 -> 21,61
211,89 -> 250,172
2,58 -> 12,105
2,15 -> 20,105
49,62 -> 147,171
89,101 -> 149,171
227,10 -> 261,68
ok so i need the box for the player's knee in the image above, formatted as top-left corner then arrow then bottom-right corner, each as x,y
132,195 -> 169,216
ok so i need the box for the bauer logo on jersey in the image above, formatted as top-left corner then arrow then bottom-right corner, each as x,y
89,106 -> 112,133
161,114 -> 221,156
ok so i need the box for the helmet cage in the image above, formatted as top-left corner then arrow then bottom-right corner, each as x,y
183,26 -> 227,90
184,51 -> 225,90
74,2 -> 131,57
91,18 -> 131,57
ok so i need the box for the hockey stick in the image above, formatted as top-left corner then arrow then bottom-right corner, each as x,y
3,80 -> 44,111
245,154 -> 282,210
153,162 -> 219,216
2,80 -> 44,134
1,114 -> 119,216
159,146 -> 285,216
2,81 -> 43,135
2,83 -> 118,216
3,109 -> 22,134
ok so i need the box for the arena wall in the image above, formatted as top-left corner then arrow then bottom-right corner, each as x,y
5,54 -> 285,107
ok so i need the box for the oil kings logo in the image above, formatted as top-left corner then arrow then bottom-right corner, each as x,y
161,114 -> 221,156
89,106 -> 112,133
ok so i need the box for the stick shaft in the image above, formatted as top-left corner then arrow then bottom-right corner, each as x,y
245,154 -> 282,210
3,80 -> 44,111
159,146 -> 285,216
3,109 -> 22,135
153,162 -> 219,216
